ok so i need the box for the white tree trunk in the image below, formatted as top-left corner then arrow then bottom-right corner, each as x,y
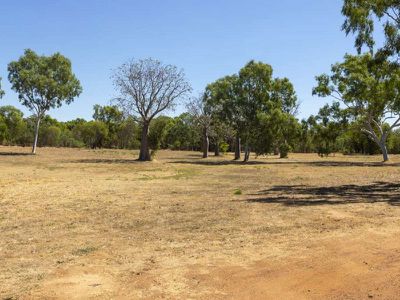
363,120 -> 390,162
32,117 -> 41,154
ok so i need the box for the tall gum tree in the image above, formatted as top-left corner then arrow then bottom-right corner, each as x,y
313,53 -> 400,162
204,75 -> 241,159
205,61 -> 298,161
342,0 -> 400,59
112,58 -> 191,161
8,49 -> 82,154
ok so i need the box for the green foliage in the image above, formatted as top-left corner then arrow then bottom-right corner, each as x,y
313,53 -> 400,118
313,53 -> 400,160
117,117 -> 140,149
308,103 -> 348,157
8,49 -> 82,114
77,121 -> 109,149
279,143 -> 291,159
93,105 -> 124,148
165,113 -> 200,150
148,116 -> 174,150
388,129 -> 400,154
0,106 -> 28,145
219,141 -> 229,154
342,0 -> 400,59
204,60 -> 299,160
7,49 -> 82,153
40,126 -> 61,147
233,189 -> 242,195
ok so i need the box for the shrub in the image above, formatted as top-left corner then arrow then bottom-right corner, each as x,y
219,142 -> 229,154
279,143 -> 291,158
234,188 -> 242,195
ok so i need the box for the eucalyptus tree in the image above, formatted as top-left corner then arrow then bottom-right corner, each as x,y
205,61 -> 275,161
205,61 -> 299,161
342,0 -> 400,59
236,61 -> 275,161
313,53 -> 400,161
204,75 -> 241,158
8,49 -> 82,154
112,58 -> 191,161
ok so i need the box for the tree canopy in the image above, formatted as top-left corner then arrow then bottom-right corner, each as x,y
313,53 -> 400,161
112,58 -> 191,161
204,60 -> 299,161
342,0 -> 400,60
8,49 -> 82,153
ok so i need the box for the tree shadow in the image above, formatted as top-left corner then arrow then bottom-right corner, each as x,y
0,152 -> 32,156
171,159 -> 269,166
171,159 -> 400,167
304,161 -> 400,167
246,182 -> 400,206
72,158 -> 141,164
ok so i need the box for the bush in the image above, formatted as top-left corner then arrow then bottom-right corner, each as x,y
219,142 -> 229,154
233,188 -> 242,195
279,143 -> 291,158
317,145 -> 332,157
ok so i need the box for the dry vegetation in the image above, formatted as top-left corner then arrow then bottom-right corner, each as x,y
1,146 -> 400,299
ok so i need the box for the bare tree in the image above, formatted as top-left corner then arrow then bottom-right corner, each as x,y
187,95 -> 212,158
112,58 -> 191,161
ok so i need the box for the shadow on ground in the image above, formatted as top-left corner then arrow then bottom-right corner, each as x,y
0,152 -> 32,156
247,182 -> 400,206
72,159 -> 140,164
172,159 -> 400,167
171,159 -> 268,166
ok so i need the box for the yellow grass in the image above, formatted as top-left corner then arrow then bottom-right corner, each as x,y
1,146 -> 400,299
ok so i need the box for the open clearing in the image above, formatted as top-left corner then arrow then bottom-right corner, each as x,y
1,146 -> 400,299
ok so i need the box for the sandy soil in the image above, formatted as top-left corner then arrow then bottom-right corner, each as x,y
1,146 -> 400,299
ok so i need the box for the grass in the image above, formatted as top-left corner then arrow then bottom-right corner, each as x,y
233,188 -> 242,195
1,146 -> 400,299
72,246 -> 98,256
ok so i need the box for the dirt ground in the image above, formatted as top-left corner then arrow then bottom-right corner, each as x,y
1,146 -> 400,299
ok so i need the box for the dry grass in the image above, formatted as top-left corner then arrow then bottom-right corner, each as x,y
1,146 -> 400,299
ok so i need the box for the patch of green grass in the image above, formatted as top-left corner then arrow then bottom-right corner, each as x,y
234,188 -> 242,195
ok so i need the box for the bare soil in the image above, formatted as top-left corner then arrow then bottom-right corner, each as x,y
1,146 -> 400,299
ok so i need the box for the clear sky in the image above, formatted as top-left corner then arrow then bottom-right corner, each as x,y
0,0 -> 377,121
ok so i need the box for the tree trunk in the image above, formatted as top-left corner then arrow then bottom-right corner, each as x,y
214,140 -> 220,156
139,121 -> 151,161
243,145 -> 250,162
234,134 -> 241,160
379,141 -> 389,162
202,128 -> 209,158
32,117 -> 41,154
364,120 -> 390,162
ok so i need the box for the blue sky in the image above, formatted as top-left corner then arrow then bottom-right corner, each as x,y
0,0 -> 376,121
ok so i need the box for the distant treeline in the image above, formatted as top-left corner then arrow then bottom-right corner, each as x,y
1,103 -> 400,156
